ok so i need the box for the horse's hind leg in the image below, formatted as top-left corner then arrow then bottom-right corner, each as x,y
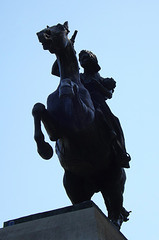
32,103 -> 53,160
101,169 -> 127,229
63,171 -> 94,204
101,188 -> 123,229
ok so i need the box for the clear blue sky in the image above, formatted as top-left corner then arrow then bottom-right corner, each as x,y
1,1 -> 159,239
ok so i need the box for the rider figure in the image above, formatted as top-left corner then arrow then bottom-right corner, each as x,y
51,49 -> 131,168
79,50 -> 131,168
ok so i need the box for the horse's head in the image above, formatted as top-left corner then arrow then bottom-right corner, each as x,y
37,22 -> 70,54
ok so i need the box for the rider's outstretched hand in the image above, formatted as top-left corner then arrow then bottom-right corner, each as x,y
103,77 -> 116,90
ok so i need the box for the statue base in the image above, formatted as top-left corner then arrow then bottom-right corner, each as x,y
1,201 -> 127,240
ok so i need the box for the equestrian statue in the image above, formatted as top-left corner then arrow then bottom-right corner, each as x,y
32,21 -> 131,229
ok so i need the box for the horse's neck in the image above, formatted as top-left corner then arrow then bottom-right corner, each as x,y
56,44 -> 80,84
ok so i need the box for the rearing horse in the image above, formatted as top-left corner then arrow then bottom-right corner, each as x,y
32,21 -> 130,229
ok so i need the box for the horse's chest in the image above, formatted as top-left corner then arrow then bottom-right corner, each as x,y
47,91 -> 59,111
47,90 -> 81,130
47,91 -> 66,124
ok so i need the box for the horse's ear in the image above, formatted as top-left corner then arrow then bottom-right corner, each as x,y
63,21 -> 70,34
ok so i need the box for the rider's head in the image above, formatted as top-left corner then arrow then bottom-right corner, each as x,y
79,50 -> 101,73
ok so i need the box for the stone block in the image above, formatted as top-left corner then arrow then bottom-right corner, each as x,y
0,201 -> 127,240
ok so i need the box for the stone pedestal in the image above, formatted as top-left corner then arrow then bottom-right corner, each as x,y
0,201 -> 127,240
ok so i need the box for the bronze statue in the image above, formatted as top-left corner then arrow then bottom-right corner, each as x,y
32,21 -> 130,229
78,50 -> 131,168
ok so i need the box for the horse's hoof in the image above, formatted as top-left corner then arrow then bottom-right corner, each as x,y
32,103 -> 45,117
37,141 -> 53,160
111,219 -> 122,230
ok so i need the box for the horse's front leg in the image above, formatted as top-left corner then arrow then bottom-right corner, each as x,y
59,78 -> 95,130
32,103 -> 55,160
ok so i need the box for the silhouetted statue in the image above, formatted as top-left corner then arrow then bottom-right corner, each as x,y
32,21 -> 130,229
78,50 -> 131,168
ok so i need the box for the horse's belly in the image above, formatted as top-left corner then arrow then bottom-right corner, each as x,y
55,139 -> 110,177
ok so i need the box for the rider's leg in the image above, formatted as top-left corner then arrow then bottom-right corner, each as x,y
112,139 -> 131,168
110,116 -> 131,168
96,107 -> 131,168
99,102 -> 131,168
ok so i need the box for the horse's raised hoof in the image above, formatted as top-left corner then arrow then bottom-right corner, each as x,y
37,141 -> 53,160
32,103 -> 45,117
